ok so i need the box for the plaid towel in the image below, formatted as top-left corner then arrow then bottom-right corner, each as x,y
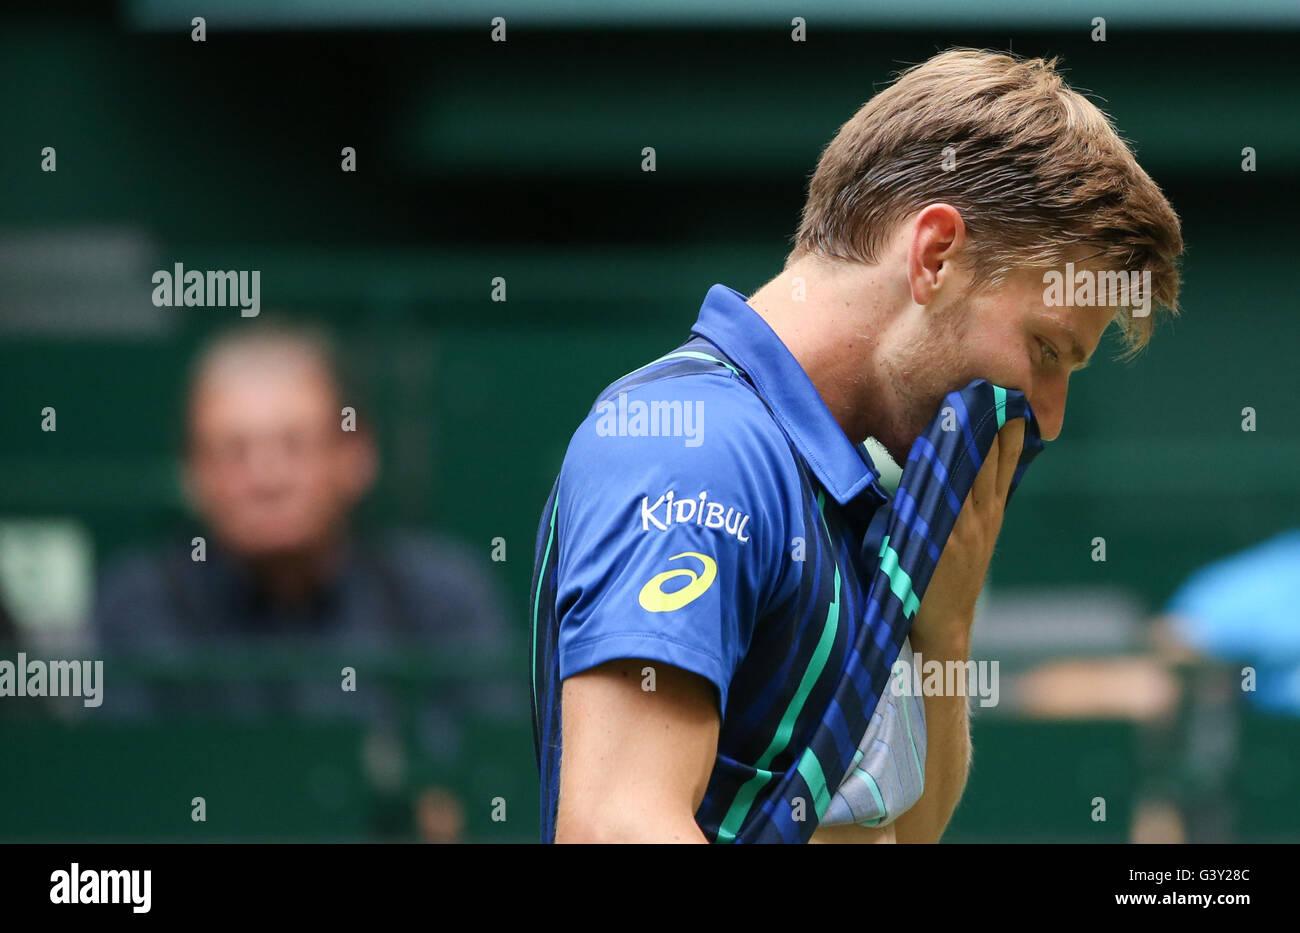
819,635 -> 927,828
734,378 -> 1044,843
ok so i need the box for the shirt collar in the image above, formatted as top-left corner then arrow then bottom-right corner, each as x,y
690,283 -> 887,506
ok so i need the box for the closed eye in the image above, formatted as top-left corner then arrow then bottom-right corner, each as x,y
1037,338 -> 1060,366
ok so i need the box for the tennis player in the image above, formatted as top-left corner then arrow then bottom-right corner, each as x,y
530,48 -> 1183,843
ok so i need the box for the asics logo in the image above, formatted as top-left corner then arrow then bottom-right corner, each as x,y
637,552 -> 717,613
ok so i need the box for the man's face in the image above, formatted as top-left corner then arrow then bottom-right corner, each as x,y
878,263 -> 1114,461
185,352 -> 374,559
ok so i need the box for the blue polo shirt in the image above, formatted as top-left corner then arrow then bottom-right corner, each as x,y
531,282 -> 902,841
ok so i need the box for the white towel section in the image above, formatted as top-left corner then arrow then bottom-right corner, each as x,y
820,637 -> 927,827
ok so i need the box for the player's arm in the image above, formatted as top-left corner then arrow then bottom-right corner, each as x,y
548,377 -> 794,843
894,419 -> 1025,844
555,657 -> 719,843
892,631 -> 972,844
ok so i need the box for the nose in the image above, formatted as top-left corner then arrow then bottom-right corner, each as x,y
1031,380 -> 1067,442
244,436 -> 299,490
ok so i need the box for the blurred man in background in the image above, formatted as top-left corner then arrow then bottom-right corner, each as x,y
93,323 -> 514,841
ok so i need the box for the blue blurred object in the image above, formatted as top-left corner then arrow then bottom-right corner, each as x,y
1167,528 -> 1300,714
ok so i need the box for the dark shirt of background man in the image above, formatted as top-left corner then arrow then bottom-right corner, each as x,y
93,530 -> 512,716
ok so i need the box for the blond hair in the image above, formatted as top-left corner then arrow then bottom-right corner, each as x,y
791,48 -> 1183,356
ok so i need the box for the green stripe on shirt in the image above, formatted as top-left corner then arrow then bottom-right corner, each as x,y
715,490 -> 841,842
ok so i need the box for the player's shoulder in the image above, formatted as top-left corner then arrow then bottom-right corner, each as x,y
563,363 -> 794,481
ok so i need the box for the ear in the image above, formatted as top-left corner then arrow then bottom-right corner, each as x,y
339,427 -> 378,503
905,203 -> 967,306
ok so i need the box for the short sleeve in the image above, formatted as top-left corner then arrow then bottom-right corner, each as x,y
553,374 -> 800,715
